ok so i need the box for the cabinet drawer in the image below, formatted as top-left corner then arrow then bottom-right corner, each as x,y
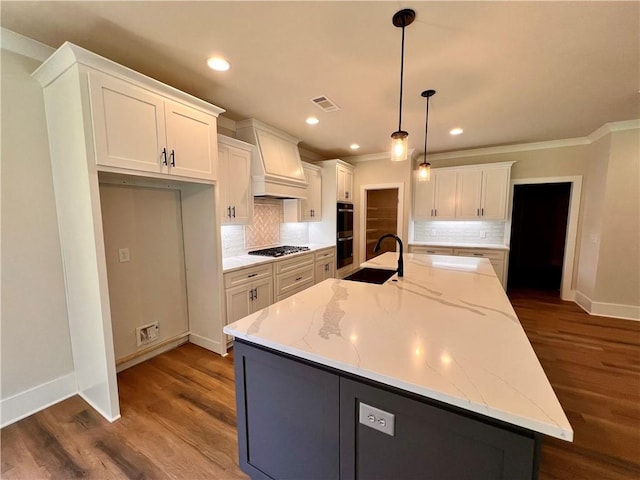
276,265 -> 315,299
275,252 -> 314,275
314,247 -> 336,262
224,263 -> 273,289
453,248 -> 506,261
409,246 -> 454,256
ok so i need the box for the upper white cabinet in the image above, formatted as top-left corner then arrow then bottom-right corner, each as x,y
89,70 -> 218,181
218,135 -> 253,224
412,162 -> 514,221
337,162 -> 354,202
284,162 -> 322,222
456,166 -> 511,220
413,170 -> 457,220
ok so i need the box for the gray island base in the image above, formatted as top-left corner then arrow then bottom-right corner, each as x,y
233,339 -> 540,480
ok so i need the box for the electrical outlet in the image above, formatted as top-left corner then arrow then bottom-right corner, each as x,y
480,231 -> 487,239
136,322 -> 159,347
431,229 -> 437,237
359,402 -> 395,436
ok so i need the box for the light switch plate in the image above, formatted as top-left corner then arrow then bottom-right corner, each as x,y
359,402 -> 395,436
118,248 -> 130,263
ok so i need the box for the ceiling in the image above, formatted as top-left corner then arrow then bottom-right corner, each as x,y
2,1 -> 639,159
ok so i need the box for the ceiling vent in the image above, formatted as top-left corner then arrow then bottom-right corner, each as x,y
311,95 -> 340,112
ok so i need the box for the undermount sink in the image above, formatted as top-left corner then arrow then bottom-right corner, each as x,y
343,267 -> 397,285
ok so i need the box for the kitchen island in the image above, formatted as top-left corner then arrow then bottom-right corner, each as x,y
224,252 -> 572,479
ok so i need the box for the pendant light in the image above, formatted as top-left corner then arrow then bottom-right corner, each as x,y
418,90 -> 436,182
390,8 -> 415,162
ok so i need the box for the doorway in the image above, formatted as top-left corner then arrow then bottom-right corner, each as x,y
363,187 -> 400,260
508,183 -> 571,292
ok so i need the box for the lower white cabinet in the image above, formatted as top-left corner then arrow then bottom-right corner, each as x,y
314,247 -> 336,283
453,247 -> 507,288
224,264 -> 274,342
275,253 -> 315,302
408,246 -> 454,256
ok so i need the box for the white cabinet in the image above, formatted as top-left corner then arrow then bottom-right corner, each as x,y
453,247 -> 507,288
218,135 -> 253,224
413,170 -> 457,220
224,264 -> 274,342
314,247 -> 336,283
275,253 -> 315,302
337,163 -> 354,202
89,71 -> 218,181
412,162 -> 513,222
456,166 -> 511,220
284,162 -> 322,222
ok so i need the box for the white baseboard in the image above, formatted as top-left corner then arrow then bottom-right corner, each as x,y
189,333 -> 224,355
1,372 -> 77,428
575,291 -> 640,321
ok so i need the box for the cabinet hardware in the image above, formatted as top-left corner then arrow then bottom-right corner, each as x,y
434,209 -> 437,216
481,207 -> 484,216
253,287 -> 258,300
431,209 -> 434,217
324,264 -> 329,272
477,208 -> 480,217
161,148 -> 168,166
169,149 -> 175,167
295,276 -> 303,281
227,206 -> 232,218
232,206 -> 236,218
247,273 -> 258,278
345,191 -> 349,199
473,253 -> 483,256
249,288 -> 254,300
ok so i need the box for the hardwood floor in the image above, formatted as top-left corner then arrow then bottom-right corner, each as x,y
2,291 -> 639,479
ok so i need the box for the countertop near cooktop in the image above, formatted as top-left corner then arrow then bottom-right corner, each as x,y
222,243 -> 335,273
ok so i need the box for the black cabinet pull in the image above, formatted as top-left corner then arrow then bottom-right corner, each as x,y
170,149 -> 175,167
477,208 -> 480,217
249,289 -> 254,301
232,206 -> 236,218
254,288 -> 258,300
247,273 -> 258,278
481,207 -> 484,216
227,206 -> 231,218
295,276 -> 303,282
161,148 -> 168,166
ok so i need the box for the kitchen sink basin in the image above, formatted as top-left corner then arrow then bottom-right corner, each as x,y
343,268 -> 397,285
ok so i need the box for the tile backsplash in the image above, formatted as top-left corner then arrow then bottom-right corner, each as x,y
221,198 -> 310,257
413,220 -> 506,245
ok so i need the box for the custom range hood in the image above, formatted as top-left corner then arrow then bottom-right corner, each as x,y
236,119 -> 308,199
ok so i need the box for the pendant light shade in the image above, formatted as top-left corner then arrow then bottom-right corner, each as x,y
390,9 -> 415,162
418,89 -> 436,182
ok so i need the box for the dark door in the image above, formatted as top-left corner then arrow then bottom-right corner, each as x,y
508,183 -> 571,291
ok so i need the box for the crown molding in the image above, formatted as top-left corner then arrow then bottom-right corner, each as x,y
588,119 -> 640,143
1,28 -> 54,62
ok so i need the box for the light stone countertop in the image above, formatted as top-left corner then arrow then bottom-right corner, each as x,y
224,251 -> 573,441
222,243 -> 335,273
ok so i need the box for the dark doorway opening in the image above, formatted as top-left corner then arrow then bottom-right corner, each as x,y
508,183 -> 571,292
365,188 -> 399,260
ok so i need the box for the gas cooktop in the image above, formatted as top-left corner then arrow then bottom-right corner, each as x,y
248,246 -> 311,257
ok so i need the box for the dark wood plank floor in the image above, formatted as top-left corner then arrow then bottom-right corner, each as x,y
2,290 -> 639,479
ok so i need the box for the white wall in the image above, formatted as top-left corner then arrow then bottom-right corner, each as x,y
1,48 -> 75,421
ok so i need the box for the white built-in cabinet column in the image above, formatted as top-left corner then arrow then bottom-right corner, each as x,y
32,42 -> 225,423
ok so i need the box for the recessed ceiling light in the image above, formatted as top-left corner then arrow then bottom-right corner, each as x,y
449,128 -> 463,136
350,144 -> 360,150
207,57 -> 230,72
306,117 -> 319,125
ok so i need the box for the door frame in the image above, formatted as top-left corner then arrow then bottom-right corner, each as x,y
359,183 -> 404,266
506,176 -> 582,301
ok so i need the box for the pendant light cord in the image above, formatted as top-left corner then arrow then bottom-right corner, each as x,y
423,94 -> 430,156
398,22 -> 406,132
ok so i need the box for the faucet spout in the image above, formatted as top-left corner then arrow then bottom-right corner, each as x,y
373,233 -> 404,277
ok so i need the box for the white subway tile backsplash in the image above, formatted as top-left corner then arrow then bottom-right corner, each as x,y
281,222 -> 310,245
414,220 -> 506,245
